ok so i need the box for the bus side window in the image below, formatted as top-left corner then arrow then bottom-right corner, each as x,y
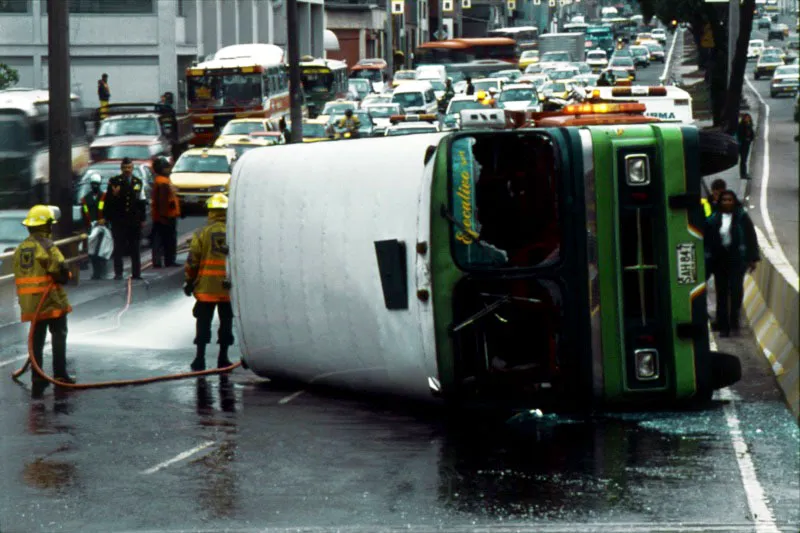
31,117 -> 48,146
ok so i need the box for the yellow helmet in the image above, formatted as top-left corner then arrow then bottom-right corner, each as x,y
206,193 -> 229,210
476,90 -> 488,101
22,205 -> 58,227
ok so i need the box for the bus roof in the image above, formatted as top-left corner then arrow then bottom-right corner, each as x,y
298,57 -> 347,70
488,26 -> 538,34
0,88 -> 80,116
418,37 -> 516,49
197,43 -> 285,70
351,59 -> 387,71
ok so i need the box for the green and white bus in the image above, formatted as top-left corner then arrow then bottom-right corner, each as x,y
227,120 -> 741,412
297,56 -> 348,118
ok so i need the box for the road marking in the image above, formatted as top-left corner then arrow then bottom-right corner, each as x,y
278,389 -> 305,404
744,76 -> 799,282
141,441 -> 215,475
0,355 -> 27,368
660,28 -> 682,82
709,328 -> 780,532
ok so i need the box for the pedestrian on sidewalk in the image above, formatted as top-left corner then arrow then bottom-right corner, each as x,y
704,190 -> 760,337
150,156 -> 181,268
104,158 -> 146,280
184,194 -> 234,371
13,205 -> 76,394
736,113 -> 755,180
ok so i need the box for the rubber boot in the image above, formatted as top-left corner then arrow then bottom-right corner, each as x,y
218,345 -> 233,368
191,344 -> 206,372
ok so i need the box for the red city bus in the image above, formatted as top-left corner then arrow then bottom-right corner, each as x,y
413,38 -> 519,67
186,44 -> 290,146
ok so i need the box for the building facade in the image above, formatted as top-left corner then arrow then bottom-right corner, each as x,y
0,0 -> 324,111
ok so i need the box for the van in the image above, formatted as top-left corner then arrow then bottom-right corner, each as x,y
415,65 -> 447,83
592,86 -> 694,124
391,81 -> 439,115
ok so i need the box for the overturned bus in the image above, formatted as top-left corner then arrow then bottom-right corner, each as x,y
226,122 -> 741,411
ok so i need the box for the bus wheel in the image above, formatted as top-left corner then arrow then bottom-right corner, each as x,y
710,351 -> 742,390
698,130 -> 739,176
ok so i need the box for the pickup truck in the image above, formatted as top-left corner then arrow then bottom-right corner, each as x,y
90,103 -> 193,163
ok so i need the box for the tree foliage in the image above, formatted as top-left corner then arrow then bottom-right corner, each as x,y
0,63 -> 19,91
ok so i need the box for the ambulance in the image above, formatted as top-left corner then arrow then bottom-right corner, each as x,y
590,86 -> 694,124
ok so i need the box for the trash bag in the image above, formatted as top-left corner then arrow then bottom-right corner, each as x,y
88,223 -> 113,260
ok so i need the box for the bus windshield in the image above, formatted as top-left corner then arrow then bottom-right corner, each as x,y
0,114 -> 31,152
301,67 -> 335,94
414,41 -> 518,65
97,117 -> 159,137
187,72 -> 263,109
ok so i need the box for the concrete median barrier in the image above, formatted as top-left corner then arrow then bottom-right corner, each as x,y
744,227 -> 800,420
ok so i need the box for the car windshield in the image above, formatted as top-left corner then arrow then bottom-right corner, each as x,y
350,69 -> 382,82
761,54 -> 782,63
587,52 -> 606,60
221,122 -> 266,135
348,80 -> 370,94
447,100 -> 485,114
428,80 -> 446,92
172,154 -> 230,173
645,43 -> 663,52
365,105 -> 401,118
521,51 -> 538,59
498,88 -> 535,102
750,40 -> 764,47
614,49 -> 632,57
543,83 -> 566,92
551,70 -> 578,80
473,80 -> 499,91
775,66 -> 799,75
387,126 -> 437,136
362,95 -> 392,106
74,165 -> 146,201
611,57 -> 634,67
303,123 -> 329,138
392,92 -> 424,108
631,48 -> 647,56
322,102 -> 356,115
541,52 -> 570,62
97,118 -> 158,137
394,71 -> 416,80
106,145 -> 152,160
0,216 -> 28,244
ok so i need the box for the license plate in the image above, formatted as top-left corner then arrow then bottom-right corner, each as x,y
676,243 -> 697,285
182,195 -> 202,203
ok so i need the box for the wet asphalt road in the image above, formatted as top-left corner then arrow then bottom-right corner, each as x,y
0,257 -> 798,532
745,24 -> 800,270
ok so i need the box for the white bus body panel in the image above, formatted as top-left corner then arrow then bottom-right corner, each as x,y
228,134 -> 447,400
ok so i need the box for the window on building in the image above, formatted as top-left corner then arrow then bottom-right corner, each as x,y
177,0 -> 185,16
46,0 -> 155,14
0,0 -> 29,13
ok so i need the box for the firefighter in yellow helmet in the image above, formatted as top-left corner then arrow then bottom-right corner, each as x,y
184,193 -> 234,370
13,205 -> 76,391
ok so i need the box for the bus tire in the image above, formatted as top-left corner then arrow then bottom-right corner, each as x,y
710,351 -> 742,390
698,130 -> 739,176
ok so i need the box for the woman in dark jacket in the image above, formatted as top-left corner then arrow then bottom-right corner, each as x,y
736,113 -> 755,179
704,190 -> 760,336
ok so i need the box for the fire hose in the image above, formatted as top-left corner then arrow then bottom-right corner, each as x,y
11,245 -> 241,389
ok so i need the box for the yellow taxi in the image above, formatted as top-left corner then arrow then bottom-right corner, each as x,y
301,117 -> 334,143
213,118 -> 275,148
170,147 -> 234,210
518,50 -> 540,71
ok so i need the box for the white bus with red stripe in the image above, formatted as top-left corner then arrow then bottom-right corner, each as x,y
590,86 -> 693,124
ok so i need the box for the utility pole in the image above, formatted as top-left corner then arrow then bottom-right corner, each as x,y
47,0 -> 73,239
728,0 -> 740,89
386,0 -> 394,75
286,0 -> 303,143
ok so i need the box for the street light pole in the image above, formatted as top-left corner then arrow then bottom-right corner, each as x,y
386,0 -> 394,75
47,0 -> 73,238
286,0 -> 303,143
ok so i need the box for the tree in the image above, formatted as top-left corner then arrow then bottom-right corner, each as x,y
0,63 -> 19,90
721,0 -> 757,133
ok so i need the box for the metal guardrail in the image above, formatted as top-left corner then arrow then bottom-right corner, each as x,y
0,233 -> 89,284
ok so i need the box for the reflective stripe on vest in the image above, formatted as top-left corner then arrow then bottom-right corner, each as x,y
16,275 -> 50,296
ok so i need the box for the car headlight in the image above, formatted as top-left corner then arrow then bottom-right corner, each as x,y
625,154 -> 650,186
634,349 -> 659,380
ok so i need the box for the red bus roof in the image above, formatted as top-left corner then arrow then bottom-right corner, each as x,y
417,37 -> 517,50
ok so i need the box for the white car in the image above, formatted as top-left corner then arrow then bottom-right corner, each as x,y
360,93 -> 393,107
574,73 -> 600,88
362,102 -> 403,134
384,121 -> 440,136
548,67 -> 581,83
518,73 -> 551,89
748,39 -> 765,60
650,28 -> 667,44
585,50 -> 609,72
495,83 -> 542,112
472,78 -> 505,94
770,64 -> 799,97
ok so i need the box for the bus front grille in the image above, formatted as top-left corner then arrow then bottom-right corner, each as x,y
620,207 -> 658,326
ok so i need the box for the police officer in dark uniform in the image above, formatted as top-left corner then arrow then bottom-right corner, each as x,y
104,158 -> 146,280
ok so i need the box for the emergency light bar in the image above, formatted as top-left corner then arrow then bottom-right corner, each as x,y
611,86 -> 668,97
389,114 -> 438,124
458,109 -> 507,129
563,102 -> 647,115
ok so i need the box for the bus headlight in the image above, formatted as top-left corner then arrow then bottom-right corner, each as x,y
625,154 -> 650,186
634,349 -> 659,380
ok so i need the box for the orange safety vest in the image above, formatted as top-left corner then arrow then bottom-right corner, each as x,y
184,212 -> 230,303
152,174 -> 181,222
12,233 -> 72,322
